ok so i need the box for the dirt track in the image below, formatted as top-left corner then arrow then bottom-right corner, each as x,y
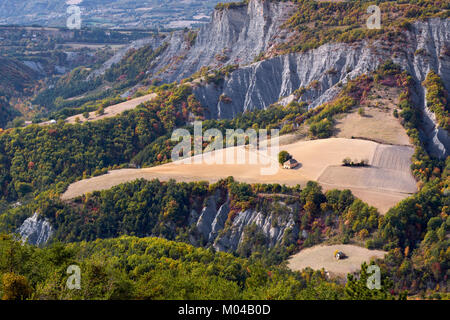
287,244 -> 387,276
65,93 -> 156,124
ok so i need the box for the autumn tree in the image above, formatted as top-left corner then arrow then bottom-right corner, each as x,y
1,272 -> 32,300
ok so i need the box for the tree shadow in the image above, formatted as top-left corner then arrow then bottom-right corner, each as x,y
292,163 -> 303,170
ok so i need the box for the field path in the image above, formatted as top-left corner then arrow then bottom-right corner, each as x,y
65,93 -> 157,124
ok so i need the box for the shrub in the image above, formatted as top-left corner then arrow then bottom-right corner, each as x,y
278,151 -> 292,165
342,158 -> 369,167
1,273 -> 32,300
342,157 -> 352,166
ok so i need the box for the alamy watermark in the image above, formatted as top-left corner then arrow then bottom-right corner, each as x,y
367,265 -> 381,290
66,265 -> 81,290
171,122 -> 280,175
66,0 -> 82,30
367,5 -> 381,30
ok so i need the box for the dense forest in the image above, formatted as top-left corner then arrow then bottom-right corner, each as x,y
0,0 -> 448,300
0,178 -> 379,259
422,70 -> 450,132
0,98 -> 21,129
0,234 -> 403,300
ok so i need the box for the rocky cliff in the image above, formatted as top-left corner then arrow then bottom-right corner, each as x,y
149,0 -> 297,83
190,17 -> 449,157
396,18 -> 450,159
18,212 -> 53,246
191,192 -> 299,252
134,0 -> 448,156
20,192 -> 299,253
193,41 -> 382,118
189,18 -> 449,115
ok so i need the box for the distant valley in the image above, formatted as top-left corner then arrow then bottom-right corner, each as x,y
0,0 -> 235,29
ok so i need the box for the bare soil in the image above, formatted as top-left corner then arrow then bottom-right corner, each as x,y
334,86 -> 411,146
65,93 -> 156,124
287,244 -> 387,276
62,137 -> 416,213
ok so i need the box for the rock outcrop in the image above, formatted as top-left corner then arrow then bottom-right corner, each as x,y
135,0 -> 448,156
394,18 -> 450,159
190,17 -> 449,156
17,212 -> 53,246
193,41 -> 383,118
192,192 -> 298,252
149,0 -> 297,83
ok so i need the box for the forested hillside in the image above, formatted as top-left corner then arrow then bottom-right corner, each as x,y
274,0 -> 449,55
0,60 -> 448,298
0,98 -> 21,129
0,234 -> 401,300
0,0 -> 448,301
0,58 -> 38,98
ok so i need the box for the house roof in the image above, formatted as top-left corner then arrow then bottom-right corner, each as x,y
284,159 -> 298,165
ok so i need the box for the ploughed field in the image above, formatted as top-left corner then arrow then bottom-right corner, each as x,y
318,145 -> 416,191
62,137 -> 417,214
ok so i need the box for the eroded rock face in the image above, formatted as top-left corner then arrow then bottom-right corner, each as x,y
91,0 -> 448,158
214,207 -> 299,253
193,42 -> 382,119
92,1 -> 448,156
196,195 -> 220,239
192,193 -> 298,253
150,0 -> 297,83
190,17 -> 449,156
395,18 -> 450,159
18,212 -> 53,246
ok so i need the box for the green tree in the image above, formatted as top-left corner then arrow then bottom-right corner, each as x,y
278,151 -> 291,165
345,262 -> 401,300
1,272 -> 32,300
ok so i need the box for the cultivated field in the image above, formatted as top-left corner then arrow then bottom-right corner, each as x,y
317,144 -> 417,212
62,137 -> 416,213
65,93 -> 156,124
329,186 -> 414,215
334,86 -> 411,146
319,166 -> 417,194
287,244 -> 387,276
371,144 -> 414,171
318,144 -> 417,193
